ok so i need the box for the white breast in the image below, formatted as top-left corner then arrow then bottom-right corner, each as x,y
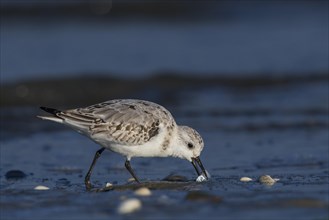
94,124 -> 172,160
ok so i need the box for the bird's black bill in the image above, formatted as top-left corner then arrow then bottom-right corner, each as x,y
191,160 -> 201,176
192,156 -> 208,179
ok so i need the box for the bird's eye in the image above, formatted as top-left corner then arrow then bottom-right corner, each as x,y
187,143 -> 194,149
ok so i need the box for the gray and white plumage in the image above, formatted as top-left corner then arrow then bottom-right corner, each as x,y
38,99 -> 207,186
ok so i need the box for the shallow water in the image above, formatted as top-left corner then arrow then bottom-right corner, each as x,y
1,76 -> 328,219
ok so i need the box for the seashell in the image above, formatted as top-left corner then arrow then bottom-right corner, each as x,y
259,175 -> 279,185
34,185 -> 50,190
117,198 -> 142,214
105,182 -> 113,188
240,177 -> 253,182
134,187 -> 152,196
127,178 -> 136,182
196,174 -> 207,182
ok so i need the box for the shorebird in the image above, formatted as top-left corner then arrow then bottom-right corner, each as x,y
38,99 -> 208,190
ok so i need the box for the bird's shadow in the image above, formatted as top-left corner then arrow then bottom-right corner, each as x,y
93,180 -> 201,192
88,174 -> 208,192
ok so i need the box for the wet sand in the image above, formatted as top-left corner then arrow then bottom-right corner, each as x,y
0,74 -> 328,219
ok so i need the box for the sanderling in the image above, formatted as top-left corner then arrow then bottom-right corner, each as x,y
38,99 -> 208,190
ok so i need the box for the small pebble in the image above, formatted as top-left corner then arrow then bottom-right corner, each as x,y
259,175 -> 279,185
196,174 -> 207,182
117,198 -> 142,214
134,187 -> 152,196
5,170 -> 27,180
240,177 -> 253,182
34,185 -> 50,190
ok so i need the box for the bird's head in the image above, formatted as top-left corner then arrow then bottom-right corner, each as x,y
173,125 -> 208,179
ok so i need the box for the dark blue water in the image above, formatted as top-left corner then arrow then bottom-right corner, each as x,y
1,77 -> 328,219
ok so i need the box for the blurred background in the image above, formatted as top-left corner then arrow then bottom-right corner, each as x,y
1,1 -> 328,220
0,0 -> 328,106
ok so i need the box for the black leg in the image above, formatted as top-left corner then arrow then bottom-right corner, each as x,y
125,159 -> 140,183
85,147 -> 105,190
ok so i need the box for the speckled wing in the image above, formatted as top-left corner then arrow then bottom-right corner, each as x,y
60,99 -> 175,146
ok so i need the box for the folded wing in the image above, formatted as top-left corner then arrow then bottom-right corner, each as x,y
49,99 -> 174,146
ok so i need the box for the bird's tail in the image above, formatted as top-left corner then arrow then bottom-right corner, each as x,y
37,106 -> 64,123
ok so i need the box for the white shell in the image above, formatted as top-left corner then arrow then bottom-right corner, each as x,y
105,182 -> 113,188
240,177 -> 253,182
259,175 -> 279,185
134,187 -> 152,196
196,174 -> 207,182
34,185 -> 50,190
127,178 -> 136,182
117,198 -> 142,214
